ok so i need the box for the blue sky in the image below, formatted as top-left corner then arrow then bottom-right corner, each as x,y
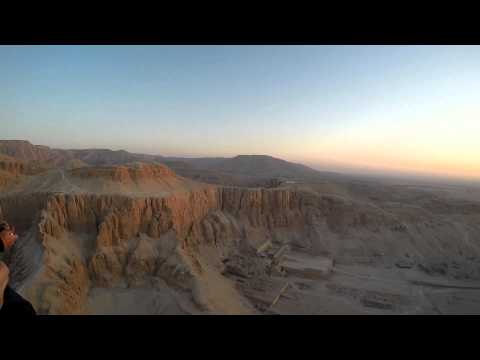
1,45 -> 480,179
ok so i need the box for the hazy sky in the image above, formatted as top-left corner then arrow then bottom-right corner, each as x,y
1,45 -> 479,180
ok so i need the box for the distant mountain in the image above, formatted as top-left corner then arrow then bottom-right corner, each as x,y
0,140 -> 64,162
0,140 -> 326,186
0,140 -> 165,167
160,155 -> 327,187
188,155 -> 320,179
164,157 -> 227,169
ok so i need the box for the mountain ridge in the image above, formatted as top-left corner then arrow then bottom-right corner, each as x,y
0,140 -> 327,186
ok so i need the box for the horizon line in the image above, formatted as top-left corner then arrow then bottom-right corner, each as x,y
2,138 -> 480,186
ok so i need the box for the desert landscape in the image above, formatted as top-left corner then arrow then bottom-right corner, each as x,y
1,140 -> 480,315
2,45 -> 480,316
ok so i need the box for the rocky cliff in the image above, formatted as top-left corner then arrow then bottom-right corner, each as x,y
1,181 -> 480,314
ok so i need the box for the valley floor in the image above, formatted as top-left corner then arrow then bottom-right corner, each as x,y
265,253 -> 480,315
79,251 -> 480,315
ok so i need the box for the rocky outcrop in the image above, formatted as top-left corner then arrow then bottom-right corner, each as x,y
0,157 -> 27,176
0,156 -> 27,189
58,162 -> 200,195
69,162 -> 176,184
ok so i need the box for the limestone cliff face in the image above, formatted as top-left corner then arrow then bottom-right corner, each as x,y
2,187 -> 321,313
13,187 -> 223,313
0,158 -> 27,176
0,157 -> 27,189
218,187 -> 397,239
3,184 -> 477,314
38,186 -> 220,240
0,155 -> 59,190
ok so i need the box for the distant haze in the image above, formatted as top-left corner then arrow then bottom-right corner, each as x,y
1,45 -> 480,181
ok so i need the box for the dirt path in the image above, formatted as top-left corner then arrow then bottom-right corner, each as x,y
57,168 -> 85,193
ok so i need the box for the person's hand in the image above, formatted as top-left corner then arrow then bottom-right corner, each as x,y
0,261 -> 9,308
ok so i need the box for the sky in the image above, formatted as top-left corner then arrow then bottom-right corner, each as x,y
1,45 -> 480,181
